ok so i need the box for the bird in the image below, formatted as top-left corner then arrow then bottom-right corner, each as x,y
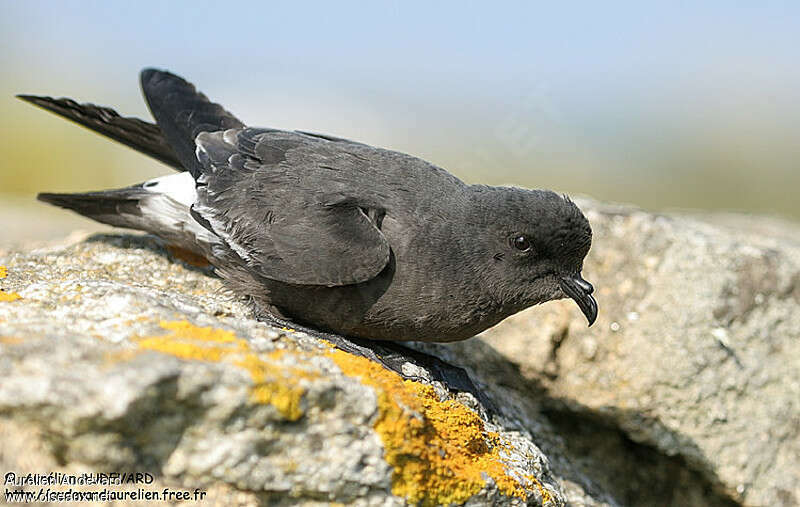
19,69 -> 596,385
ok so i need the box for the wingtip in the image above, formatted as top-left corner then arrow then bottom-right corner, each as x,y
37,192 -> 64,207
140,68 -> 165,90
15,94 -> 55,109
140,67 -> 159,81
140,67 -> 187,88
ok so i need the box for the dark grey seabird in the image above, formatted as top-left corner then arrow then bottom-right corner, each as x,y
20,69 -> 596,363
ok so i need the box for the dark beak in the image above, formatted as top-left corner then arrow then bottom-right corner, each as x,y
560,274 -> 598,326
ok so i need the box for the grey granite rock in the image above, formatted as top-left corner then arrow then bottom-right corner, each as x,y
0,233 -> 569,506
476,199 -> 800,507
3,198 -> 796,506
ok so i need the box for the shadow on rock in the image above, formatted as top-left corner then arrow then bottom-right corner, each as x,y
428,337 -> 743,507
86,233 -> 217,277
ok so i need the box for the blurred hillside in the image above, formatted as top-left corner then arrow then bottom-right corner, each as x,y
2,1 -> 799,247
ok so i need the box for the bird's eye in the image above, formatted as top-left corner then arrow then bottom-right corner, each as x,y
512,235 -> 532,252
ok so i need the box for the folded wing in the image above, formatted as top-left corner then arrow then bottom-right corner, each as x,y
190,128 -> 391,286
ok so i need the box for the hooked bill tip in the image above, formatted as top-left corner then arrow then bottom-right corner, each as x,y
559,274 -> 598,326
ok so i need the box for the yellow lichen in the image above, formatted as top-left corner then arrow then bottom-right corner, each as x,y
527,474 -> 554,505
136,321 -> 310,420
130,320 -> 545,503
0,291 -> 21,302
234,352 -> 307,420
0,266 -> 21,302
328,349 -> 530,506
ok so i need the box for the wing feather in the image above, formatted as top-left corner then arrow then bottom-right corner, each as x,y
192,128 -> 391,286
17,95 -> 182,169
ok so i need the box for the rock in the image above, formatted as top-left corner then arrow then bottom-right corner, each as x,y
475,199 -> 800,506
2,198 -> 797,506
0,234 -> 571,506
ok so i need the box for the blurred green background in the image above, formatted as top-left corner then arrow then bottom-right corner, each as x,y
2,1 -> 799,244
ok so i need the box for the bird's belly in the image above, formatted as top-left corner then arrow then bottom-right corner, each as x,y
266,215 -> 505,342
268,270 -> 504,343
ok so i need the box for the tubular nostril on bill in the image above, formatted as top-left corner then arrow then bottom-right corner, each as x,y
575,276 -> 594,294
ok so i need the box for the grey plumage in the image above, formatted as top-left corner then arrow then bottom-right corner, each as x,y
23,68 -> 597,343
139,68 -> 244,179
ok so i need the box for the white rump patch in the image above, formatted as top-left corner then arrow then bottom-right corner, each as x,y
142,172 -> 197,207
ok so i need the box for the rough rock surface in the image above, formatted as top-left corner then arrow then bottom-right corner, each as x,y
1,198 -> 798,506
474,199 -> 800,506
0,234 -> 571,506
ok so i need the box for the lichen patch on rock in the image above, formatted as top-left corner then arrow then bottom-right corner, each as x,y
136,320 -> 311,421
0,291 -> 21,302
0,265 -> 21,302
329,348 -> 542,506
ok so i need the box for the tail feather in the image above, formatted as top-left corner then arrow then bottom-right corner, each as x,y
17,95 -> 183,170
38,182 -> 216,256
140,69 -> 245,178
38,187 -> 148,230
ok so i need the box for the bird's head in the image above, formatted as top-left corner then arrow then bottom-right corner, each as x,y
469,186 -> 597,325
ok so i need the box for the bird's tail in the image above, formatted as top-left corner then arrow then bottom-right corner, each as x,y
16,95 -> 183,170
38,173 -> 215,256
38,186 -> 153,230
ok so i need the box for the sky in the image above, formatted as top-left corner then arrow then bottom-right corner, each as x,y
2,1 -> 799,220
